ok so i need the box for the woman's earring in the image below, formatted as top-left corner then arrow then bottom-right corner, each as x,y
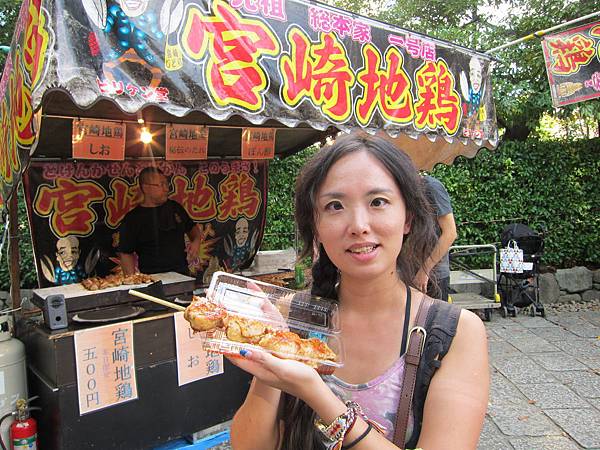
334,269 -> 340,293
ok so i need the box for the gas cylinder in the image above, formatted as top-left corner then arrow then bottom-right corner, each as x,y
0,314 -> 27,448
9,399 -> 37,450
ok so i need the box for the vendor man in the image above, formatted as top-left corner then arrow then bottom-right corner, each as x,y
118,167 -> 201,275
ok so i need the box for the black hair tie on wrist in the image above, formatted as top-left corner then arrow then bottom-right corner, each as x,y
342,423 -> 373,449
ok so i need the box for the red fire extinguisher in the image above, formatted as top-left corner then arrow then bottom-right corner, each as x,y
9,399 -> 37,450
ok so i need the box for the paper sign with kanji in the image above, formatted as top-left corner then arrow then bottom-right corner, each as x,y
174,311 -> 224,386
166,124 -> 209,160
74,321 -> 138,415
72,119 -> 125,161
241,128 -> 276,160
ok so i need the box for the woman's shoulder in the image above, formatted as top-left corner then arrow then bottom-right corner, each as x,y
454,308 -> 487,345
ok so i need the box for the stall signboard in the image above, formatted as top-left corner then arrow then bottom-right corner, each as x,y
542,21 -> 600,107
72,119 -> 126,161
74,321 -> 138,415
0,0 -> 498,212
241,128 -> 276,160
166,124 -> 209,160
174,312 -> 224,386
22,159 -> 267,287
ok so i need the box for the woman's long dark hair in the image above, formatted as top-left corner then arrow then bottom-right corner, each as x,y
279,133 -> 438,450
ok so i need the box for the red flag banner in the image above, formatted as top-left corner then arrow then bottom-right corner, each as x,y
542,21 -> 600,107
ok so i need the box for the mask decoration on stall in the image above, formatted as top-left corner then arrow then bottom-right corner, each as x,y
40,236 -> 100,285
460,56 -> 487,137
81,0 -> 185,87
224,217 -> 259,271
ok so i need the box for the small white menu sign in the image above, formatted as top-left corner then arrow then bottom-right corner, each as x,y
74,321 -> 138,415
174,311 -> 223,386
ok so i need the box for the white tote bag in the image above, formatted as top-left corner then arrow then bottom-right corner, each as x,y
500,240 -> 524,274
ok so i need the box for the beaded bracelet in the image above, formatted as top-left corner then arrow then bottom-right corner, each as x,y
314,404 -> 357,444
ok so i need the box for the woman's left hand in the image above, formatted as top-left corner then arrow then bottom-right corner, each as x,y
226,349 -> 323,400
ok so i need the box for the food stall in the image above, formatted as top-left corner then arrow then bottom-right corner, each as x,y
0,0 -> 498,448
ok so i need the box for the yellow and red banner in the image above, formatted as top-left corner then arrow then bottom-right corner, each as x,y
1,0 -> 498,213
542,21 -> 600,107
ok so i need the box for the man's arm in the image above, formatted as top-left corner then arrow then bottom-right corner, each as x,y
119,252 -> 137,276
425,212 -> 457,275
414,212 -> 457,291
186,224 -> 202,257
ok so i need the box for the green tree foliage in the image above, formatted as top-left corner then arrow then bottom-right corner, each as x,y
432,138 -> 599,267
261,137 -> 599,269
262,146 -> 317,251
0,0 -> 21,72
332,0 -> 600,141
0,189 -> 38,290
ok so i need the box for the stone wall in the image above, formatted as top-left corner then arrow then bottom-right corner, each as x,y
539,267 -> 600,304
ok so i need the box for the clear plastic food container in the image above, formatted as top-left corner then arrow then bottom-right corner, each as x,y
202,272 -> 344,373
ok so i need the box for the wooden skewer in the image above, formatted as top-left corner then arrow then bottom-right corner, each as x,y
128,289 -> 186,311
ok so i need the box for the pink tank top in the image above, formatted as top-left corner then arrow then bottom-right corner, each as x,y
323,355 -> 414,444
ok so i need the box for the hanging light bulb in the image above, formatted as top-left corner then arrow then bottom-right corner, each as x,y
140,126 -> 153,144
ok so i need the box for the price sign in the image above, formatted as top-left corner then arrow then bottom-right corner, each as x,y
166,124 -> 209,160
174,312 -> 224,386
74,321 -> 138,415
241,128 -> 276,160
72,119 -> 125,161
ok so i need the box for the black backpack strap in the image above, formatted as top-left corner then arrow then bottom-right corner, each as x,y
405,298 -> 461,448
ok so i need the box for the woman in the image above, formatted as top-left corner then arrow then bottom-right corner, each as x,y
229,134 -> 489,450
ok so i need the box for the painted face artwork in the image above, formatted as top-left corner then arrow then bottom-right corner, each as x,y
119,0 -> 149,17
56,236 -> 81,271
235,217 -> 250,247
315,150 -> 411,282
470,57 -> 483,93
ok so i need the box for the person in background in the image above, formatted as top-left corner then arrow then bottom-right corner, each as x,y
413,175 -> 457,302
228,134 -> 488,450
118,167 -> 201,275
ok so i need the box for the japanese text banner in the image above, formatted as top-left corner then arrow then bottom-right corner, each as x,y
22,160 -> 268,288
542,21 -> 600,107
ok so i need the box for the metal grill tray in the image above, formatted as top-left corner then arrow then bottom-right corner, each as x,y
72,305 -> 145,323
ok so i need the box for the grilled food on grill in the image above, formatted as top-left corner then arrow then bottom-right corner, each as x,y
80,272 -> 156,291
183,296 -> 337,367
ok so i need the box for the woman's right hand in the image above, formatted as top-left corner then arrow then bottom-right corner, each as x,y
227,348 -> 323,401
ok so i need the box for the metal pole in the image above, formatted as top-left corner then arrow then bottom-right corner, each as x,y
486,11 -> 600,54
8,194 -> 21,317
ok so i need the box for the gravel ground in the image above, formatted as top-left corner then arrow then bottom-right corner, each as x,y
543,298 -> 600,313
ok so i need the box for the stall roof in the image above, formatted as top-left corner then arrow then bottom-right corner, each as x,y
0,0 -> 498,207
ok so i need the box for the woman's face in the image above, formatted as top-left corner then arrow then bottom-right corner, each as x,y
315,150 -> 411,282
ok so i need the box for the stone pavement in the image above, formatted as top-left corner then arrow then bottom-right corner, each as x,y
481,309 -> 600,450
